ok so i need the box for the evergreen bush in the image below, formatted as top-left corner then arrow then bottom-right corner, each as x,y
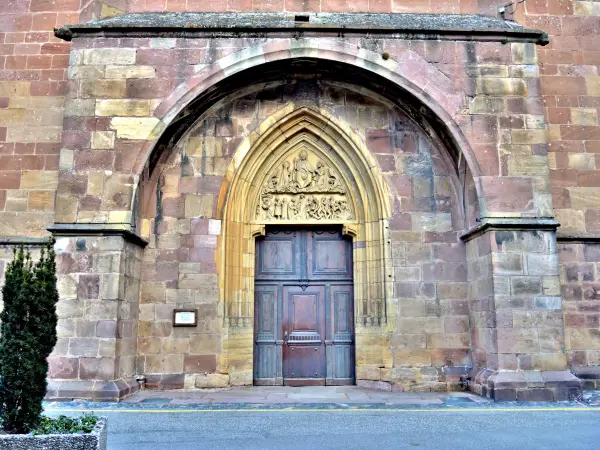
0,241 -> 59,434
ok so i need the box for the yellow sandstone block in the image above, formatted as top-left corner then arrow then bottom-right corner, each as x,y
110,117 -> 160,139
91,131 -> 116,149
28,191 -> 55,211
96,99 -> 150,117
20,171 -> 58,190
104,65 -> 156,79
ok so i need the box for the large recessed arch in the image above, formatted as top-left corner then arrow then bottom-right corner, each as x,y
135,40 -> 482,194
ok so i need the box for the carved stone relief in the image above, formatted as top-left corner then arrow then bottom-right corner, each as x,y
256,149 -> 353,221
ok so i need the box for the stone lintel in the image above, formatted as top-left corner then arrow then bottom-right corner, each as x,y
53,12 -> 549,45
0,236 -> 51,247
460,217 -> 560,242
46,377 -> 140,401
471,369 -> 583,402
48,223 -> 148,248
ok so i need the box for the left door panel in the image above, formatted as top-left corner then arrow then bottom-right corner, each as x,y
253,284 -> 282,385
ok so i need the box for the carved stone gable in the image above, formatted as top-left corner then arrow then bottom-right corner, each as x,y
256,149 -> 353,221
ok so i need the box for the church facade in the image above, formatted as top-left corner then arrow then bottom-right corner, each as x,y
1,1 -> 600,402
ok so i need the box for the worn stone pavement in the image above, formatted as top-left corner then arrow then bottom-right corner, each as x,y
117,386 -> 489,406
44,386 -> 600,409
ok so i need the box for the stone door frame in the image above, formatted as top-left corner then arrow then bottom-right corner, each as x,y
215,105 -> 392,385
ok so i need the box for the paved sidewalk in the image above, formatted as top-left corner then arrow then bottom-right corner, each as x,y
119,386 -> 488,406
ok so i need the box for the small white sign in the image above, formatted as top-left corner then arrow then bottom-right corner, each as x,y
173,310 -> 197,327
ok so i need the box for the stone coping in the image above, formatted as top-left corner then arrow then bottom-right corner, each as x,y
556,232 -> 600,243
0,236 -> 51,246
48,223 -> 148,248
460,217 -> 560,242
53,12 -> 549,45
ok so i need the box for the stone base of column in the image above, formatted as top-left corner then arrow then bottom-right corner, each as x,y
46,377 -> 140,401
471,369 -> 583,402
571,366 -> 600,390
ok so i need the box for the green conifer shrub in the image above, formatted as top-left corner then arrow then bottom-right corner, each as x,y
0,241 -> 59,434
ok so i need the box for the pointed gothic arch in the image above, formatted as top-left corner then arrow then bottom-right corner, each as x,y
216,106 -> 393,383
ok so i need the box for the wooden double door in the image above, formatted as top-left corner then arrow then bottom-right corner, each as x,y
254,227 -> 355,386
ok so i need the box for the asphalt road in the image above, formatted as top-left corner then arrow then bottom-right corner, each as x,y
88,408 -> 600,450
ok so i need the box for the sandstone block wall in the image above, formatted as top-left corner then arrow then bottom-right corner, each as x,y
0,1 -> 599,396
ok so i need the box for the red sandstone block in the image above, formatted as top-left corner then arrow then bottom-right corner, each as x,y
51,54 -> 69,69
183,355 -> 216,374
161,197 -> 185,218
562,17 -> 600,36
550,170 -> 577,188
14,43 -> 40,55
0,189 -> 6,210
547,107 -> 570,124
541,76 -> 587,96
74,150 -> 114,170
166,0 -> 187,12
392,0 -> 430,13
190,248 -> 214,263
186,0 -> 224,11
5,33 -> 25,44
5,55 -> 26,69
32,13 -> 57,32
366,128 -> 393,153
155,261 -> 179,282
540,64 -> 558,76
26,54 -> 52,69
582,51 -> 600,65
577,172 -> 600,187
63,131 -> 91,149
561,125 -> 600,141
369,0 -> 390,12
126,78 -> 172,99
585,210 -> 600,233
144,0 -> 167,12
586,315 -> 600,328
40,68 -> 66,80
227,0 -> 252,11
41,42 -> 70,54
0,171 -> 20,189
388,213 -> 412,231
44,154 -> 59,169
0,44 -> 15,56
480,176 -> 534,213
0,15 -> 32,33
30,0 -> 79,12
136,49 -> 171,65
25,32 -> 49,43
0,98 -> 8,109
56,12 -> 77,26
548,0 -> 573,15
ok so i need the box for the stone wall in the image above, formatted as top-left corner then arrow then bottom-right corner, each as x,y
1,0 -> 600,398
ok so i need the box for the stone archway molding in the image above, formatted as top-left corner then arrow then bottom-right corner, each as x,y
216,105 -> 393,385
133,39 -> 483,184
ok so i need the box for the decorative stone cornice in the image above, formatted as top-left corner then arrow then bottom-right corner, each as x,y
0,236 -> 51,246
48,223 -> 148,248
54,12 -> 549,45
460,217 -> 560,242
556,232 -> 600,243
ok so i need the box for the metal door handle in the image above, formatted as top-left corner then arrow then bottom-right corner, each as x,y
284,331 -> 288,343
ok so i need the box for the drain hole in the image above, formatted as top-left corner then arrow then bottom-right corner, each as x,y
295,15 -> 310,22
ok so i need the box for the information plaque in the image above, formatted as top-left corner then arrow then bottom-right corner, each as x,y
173,309 -> 198,327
